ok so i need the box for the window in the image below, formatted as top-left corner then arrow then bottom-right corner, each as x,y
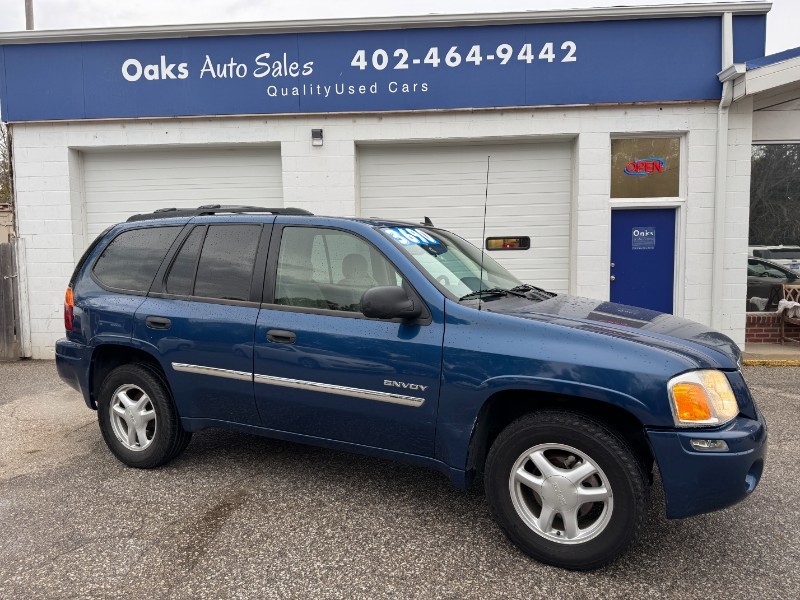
750,145 -> 800,247
611,137 -> 680,198
166,226 -> 205,296
93,226 -> 180,292
275,227 -> 402,313
193,225 -> 262,302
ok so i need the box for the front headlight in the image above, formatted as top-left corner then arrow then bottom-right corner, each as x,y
667,370 -> 739,427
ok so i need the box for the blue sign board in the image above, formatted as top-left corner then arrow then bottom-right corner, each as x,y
0,15 -> 766,122
631,226 -> 656,250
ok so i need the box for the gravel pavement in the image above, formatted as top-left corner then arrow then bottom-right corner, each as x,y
0,361 -> 796,599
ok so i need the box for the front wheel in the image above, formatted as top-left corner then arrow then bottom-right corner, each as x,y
97,363 -> 191,469
484,411 -> 648,570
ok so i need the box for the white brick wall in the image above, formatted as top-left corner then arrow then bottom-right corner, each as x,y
11,101 -> 752,358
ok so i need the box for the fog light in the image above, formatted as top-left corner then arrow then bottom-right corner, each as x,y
690,439 -> 729,452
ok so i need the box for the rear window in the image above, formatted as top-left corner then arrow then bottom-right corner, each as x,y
93,227 -> 181,292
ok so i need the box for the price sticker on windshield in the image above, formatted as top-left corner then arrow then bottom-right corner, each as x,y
382,227 -> 441,246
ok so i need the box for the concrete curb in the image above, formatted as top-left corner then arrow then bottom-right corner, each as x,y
742,359 -> 800,367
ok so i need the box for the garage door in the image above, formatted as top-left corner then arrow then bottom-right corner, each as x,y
82,146 -> 283,237
359,142 -> 572,292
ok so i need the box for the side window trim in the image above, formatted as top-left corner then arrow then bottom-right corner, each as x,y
263,224 -> 431,324
250,224 -> 274,304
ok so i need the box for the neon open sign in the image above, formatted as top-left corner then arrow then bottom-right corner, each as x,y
624,157 -> 665,177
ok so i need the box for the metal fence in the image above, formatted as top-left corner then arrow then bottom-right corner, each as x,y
0,240 -> 21,360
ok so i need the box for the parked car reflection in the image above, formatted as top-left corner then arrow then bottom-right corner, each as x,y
747,257 -> 798,311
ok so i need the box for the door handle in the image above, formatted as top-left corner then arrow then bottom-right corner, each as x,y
267,329 -> 297,344
146,316 -> 172,330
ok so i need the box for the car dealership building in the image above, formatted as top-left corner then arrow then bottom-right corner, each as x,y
1,1 -> 799,359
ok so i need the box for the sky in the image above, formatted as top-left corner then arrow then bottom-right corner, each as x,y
0,0 -> 796,56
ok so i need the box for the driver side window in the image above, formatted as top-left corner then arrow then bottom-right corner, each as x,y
275,227 -> 403,313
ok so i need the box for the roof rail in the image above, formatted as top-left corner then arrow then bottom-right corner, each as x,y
126,205 -> 313,222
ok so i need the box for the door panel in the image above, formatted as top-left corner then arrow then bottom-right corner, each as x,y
253,310 -> 442,455
132,222 -> 269,426
253,225 -> 443,456
134,298 -> 260,424
610,208 -> 676,314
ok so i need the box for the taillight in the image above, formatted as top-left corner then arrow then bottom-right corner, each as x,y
64,286 -> 74,331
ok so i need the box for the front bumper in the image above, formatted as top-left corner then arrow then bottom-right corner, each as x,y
647,410 -> 767,519
55,338 -> 94,409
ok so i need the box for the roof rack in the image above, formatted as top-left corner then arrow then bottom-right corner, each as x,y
126,205 -> 314,222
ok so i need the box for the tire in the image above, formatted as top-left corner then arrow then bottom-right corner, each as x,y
484,411 -> 648,570
97,363 -> 192,469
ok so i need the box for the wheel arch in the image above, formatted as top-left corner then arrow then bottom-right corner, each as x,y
88,342 -> 170,409
465,388 -> 655,488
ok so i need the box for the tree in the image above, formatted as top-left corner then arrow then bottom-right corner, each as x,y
0,123 -> 11,205
749,144 -> 800,246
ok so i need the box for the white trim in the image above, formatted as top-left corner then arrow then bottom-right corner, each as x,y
607,131 -> 687,316
0,3 -> 772,44
568,137 -> 580,296
745,56 -> 800,95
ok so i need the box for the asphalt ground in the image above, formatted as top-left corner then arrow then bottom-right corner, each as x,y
0,361 -> 797,599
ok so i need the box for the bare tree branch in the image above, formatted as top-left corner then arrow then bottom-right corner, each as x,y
0,123 -> 11,205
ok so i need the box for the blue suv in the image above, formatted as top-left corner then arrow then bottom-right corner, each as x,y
56,206 -> 766,570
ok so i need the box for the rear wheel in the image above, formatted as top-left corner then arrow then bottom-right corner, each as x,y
485,411 -> 648,570
97,363 -> 191,468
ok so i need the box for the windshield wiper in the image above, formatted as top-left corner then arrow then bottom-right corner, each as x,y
459,287 -> 528,301
510,283 -> 557,300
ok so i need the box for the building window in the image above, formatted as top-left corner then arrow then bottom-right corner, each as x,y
750,144 -> 800,246
610,137 -> 680,198
748,144 -> 800,312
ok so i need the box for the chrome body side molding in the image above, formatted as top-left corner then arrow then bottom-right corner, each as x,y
253,373 -> 425,407
171,362 -> 252,382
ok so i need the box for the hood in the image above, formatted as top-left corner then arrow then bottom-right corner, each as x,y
483,294 -> 741,368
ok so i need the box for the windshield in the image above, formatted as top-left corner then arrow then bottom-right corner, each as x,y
380,226 -> 524,298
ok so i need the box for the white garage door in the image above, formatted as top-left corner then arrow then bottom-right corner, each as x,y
82,146 -> 283,237
359,142 -> 573,292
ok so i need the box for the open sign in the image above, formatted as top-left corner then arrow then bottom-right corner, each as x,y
624,157 -> 665,177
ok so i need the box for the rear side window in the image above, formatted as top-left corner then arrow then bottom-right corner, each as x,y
166,227 -> 205,296
193,225 -> 262,301
93,227 -> 180,292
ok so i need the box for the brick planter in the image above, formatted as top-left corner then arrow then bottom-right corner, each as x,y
746,312 -> 800,344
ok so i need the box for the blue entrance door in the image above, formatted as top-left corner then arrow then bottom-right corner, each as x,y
610,208 -> 676,314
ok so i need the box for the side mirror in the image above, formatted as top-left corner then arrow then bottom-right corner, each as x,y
361,286 -> 422,321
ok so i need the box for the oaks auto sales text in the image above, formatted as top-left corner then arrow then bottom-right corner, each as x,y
121,54 -> 429,96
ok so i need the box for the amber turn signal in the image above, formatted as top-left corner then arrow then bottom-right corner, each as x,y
671,383 -> 712,422
668,370 -> 739,427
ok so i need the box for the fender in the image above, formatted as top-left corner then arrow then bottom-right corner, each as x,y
478,374 -> 654,423
436,374 -> 659,474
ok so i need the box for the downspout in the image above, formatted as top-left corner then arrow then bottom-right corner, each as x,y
710,12 -> 734,332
